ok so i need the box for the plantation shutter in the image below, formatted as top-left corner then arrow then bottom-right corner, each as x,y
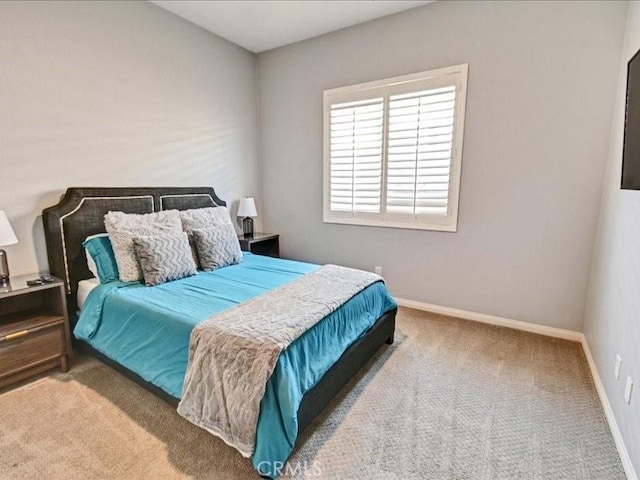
329,98 -> 384,213
324,64 -> 467,231
386,86 -> 456,216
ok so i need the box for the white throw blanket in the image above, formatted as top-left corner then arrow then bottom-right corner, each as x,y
177,264 -> 381,457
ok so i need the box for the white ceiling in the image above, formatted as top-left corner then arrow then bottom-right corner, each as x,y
150,1 -> 431,53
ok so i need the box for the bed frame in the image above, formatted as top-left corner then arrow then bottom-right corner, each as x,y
42,187 -> 396,438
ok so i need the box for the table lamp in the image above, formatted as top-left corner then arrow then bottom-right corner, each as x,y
0,211 -> 18,285
238,197 -> 257,238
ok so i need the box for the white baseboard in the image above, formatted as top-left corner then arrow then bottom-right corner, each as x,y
581,338 -> 638,480
394,297 -> 637,480
394,297 -> 583,342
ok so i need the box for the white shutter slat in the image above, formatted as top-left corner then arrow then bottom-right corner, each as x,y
389,194 -> 448,201
389,107 -> 454,119
329,96 -> 384,214
388,147 -> 451,157
331,166 -> 354,172
388,139 -> 452,150
385,85 -> 456,216
331,134 -> 382,144
331,129 -> 382,138
388,124 -> 454,136
332,104 -> 383,114
388,132 -> 452,144
389,160 -> 451,169
388,167 -> 450,177
331,119 -> 383,131
331,152 -> 381,160
385,198 -> 448,207
331,179 -> 354,186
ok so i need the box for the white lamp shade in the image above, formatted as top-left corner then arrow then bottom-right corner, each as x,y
0,211 -> 18,246
238,197 -> 257,217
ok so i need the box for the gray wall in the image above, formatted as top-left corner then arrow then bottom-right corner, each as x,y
584,2 -> 640,473
257,0 -> 627,331
0,1 -> 259,276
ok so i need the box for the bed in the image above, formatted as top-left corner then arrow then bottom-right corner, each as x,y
42,187 -> 397,478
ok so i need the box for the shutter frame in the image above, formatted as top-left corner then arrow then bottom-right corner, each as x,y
323,63 -> 468,232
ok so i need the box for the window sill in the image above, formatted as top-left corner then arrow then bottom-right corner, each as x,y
323,215 -> 458,232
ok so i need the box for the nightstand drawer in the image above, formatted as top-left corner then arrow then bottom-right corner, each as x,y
0,321 -> 65,379
0,275 -> 70,389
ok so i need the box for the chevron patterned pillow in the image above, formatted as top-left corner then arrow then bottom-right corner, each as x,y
133,232 -> 197,286
179,207 -> 235,267
192,224 -> 243,271
105,210 -> 183,282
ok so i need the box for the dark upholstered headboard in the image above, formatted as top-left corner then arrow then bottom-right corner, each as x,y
42,187 -> 225,309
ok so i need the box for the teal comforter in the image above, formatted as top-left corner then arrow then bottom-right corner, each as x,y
74,253 -> 396,477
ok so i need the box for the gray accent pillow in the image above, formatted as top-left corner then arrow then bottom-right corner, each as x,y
179,207 -> 236,267
133,232 -> 197,286
192,225 -> 243,271
104,210 -> 182,282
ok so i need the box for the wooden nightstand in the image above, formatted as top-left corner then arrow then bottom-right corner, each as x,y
0,274 -> 71,388
238,233 -> 280,258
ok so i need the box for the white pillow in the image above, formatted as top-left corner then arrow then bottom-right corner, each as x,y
104,210 -> 183,282
86,251 -> 98,278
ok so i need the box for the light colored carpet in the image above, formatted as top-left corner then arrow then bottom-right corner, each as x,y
0,307 -> 625,479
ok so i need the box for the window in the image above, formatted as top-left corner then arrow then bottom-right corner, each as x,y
323,64 -> 468,232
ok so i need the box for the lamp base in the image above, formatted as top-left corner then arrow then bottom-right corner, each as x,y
242,217 -> 254,238
0,248 -> 9,284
